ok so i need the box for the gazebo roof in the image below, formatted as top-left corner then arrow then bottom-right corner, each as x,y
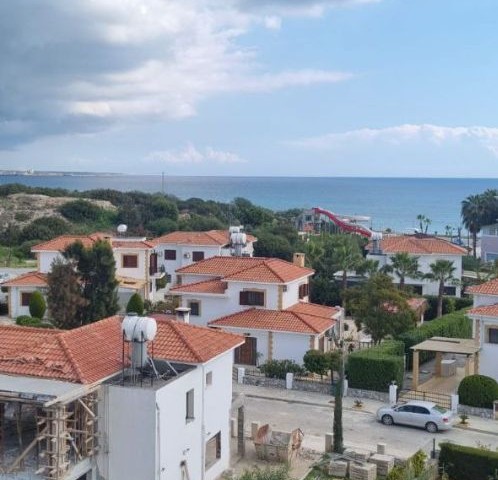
410,337 -> 479,355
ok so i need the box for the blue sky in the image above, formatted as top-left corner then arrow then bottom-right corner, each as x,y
1,0 -> 498,177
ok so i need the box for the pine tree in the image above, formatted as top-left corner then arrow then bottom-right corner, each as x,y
64,240 -> 119,324
47,259 -> 88,329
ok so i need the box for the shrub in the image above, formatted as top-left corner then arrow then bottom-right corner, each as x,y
259,360 -> 306,379
59,199 -> 106,223
126,293 -> 144,316
16,315 -> 43,327
29,291 -> 46,318
303,350 -> 329,376
439,442 -> 498,480
410,449 -> 427,477
423,295 -> 472,320
458,374 -> 498,409
396,310 -> 472,369
226,466 -> 291,480
386,465 -> 406,480
20,217 -> 70,242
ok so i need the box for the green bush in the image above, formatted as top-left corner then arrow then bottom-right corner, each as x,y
16,315 -> 43,327
346,351 -> 404,392
126,293 -> 145,316
439,442 -> 498,480
423,295 -> 472,320
226,466 -> 291,480
303,350 -> 329,376
29,291 -> 46,318
259,360 -> 306,379
396,310 -> 472,369
59,199 -> 106,223
458,374 -> 498,409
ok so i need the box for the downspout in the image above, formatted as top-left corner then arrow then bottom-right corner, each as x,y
156,402 -> 161,480
201,364 -> 206,480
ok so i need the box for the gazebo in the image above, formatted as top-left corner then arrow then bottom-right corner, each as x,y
410,337 -> 480,390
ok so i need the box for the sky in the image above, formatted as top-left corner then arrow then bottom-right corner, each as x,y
1,0 -> 498,177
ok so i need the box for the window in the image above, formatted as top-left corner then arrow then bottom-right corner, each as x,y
205,432 -> 221,469
192,251 -> 205,262
21,292 -> 32,306
164,249 -> 176,260
298,283 -> 309,299
413,406 -> 430,415
186,389 -> 194,422
239,290 -> 265,306
188,301 -> 200,316
411,285 -> 423,295
122,254 -> 138,268
488,328 -> 498,344
206,371 -> 213,386
443,286 -> 456,296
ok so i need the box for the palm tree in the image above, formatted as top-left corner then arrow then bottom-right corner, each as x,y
425,260 -> 457,318
461,194 -> 486,258
389,252 -> 420,291
416,214 -> 431,234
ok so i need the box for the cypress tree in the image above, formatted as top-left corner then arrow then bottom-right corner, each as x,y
126,292 -> 144,315
29,290 -> 46,319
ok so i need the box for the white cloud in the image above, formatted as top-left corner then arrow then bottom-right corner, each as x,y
145,144 -> 245,165
290,124 -> 498,156
0,0 -> 366,147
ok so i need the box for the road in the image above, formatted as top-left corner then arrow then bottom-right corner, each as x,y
239,395 -> 498,459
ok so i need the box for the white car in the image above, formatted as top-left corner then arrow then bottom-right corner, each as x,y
376,400 -> 454,433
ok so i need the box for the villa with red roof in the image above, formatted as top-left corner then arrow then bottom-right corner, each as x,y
467,278 -> 498,381
0,314 -> 243,480
170,253 -> 343,365
366,234 -> 466,297
150,228 -> 256,286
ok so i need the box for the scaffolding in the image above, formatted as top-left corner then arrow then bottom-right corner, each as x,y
0,390 -> 99,480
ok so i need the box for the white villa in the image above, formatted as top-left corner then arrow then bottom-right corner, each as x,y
366,235 -> 467,296
467,278 -> 498,381
170,253 -> 343,365
150,229 -> 256,286
0,314 -> 243,480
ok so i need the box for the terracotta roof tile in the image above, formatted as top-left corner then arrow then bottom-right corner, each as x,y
2,271 -> 48,287
468,304 -> 498,317
31,234 -> 107,252
467,278 -> 498,296
0,315 -> 243,384
209,307 -> 335,334
151,230 -> 257,247
111,240 -> 153,249
286,301 -> 340,318
170,279 -> 228,294
177,256 -> 313,283
367,235 -> 467,255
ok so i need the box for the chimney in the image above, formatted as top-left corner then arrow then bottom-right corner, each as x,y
293,252 -> 305,268
175,307 -> 191,324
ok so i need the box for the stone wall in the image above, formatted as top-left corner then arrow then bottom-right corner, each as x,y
243,375 -> 331,394
458,404 -> 495,419
243,375 -> 286,389
347,387 -> 390,403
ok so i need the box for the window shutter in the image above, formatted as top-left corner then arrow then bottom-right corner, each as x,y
240,291 -> 248,305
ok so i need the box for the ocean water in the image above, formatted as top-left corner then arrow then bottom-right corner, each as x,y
1,175 -> 497,234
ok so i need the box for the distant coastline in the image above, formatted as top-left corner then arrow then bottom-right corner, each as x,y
0,170 -> 120,177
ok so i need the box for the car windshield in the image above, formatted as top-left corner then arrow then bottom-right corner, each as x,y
431,406 -> 447,414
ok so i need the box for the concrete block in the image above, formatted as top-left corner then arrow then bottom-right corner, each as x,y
325,433 -> 333,453
369,453 -> 395,476
350,462 -> 377,480
329,460 -> 348,478
377,443 -> 387,455
251,421 -> 260,440
230,417 -> 237,438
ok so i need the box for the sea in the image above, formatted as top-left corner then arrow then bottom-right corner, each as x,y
1,175 -> 497,234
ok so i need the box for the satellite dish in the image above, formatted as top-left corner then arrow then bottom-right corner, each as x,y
117,224 -> 128,235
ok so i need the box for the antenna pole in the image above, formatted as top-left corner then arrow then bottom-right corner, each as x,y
162,171 -> 165,194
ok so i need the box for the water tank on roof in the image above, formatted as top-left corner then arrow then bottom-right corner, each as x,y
117,224 -> 128,235
122,315 -> 157,342
229,226 -> 242,234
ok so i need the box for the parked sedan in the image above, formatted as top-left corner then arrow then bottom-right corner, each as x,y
376,400 -> 454,433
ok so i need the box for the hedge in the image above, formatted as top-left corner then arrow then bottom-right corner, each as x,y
346,341 -> 405,392
422,295 -> 473,321
396,310 -> 472,369
259,360 -> 306,379
439,442 -> 498,480
458,374 -> 498,409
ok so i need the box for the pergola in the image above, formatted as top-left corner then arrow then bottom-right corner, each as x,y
410,337 -> 480,390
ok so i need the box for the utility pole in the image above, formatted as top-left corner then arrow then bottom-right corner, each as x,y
161,171 -> 165,194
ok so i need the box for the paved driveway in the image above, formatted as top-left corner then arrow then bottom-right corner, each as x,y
237,394 -> 498,460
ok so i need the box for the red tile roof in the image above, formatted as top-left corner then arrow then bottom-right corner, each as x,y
286,301 -> 341,318
367,235 -> 467,255
151,230 -> 257,247
468,304 -> 498,317
209,306 -> 335,334
2,271 -> 48,287
177,256 -> 313,283
170,279 -> 228,295
112,240 -> 153,249
31,234 -> 107,252
0,315 -> 243,384
467,278 -> 498,296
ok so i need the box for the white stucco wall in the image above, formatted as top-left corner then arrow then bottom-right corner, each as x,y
471,315 -> 498,382
178,294 -> 232,327
7,286 -> 46,319
272,331 -> 314,364
281,278 -> 310,308
472,293 -> 498,308
38,251 -> 64,273
114,248 -> 148,280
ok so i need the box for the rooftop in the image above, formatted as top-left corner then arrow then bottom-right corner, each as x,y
468,303 -> 498,317
0,315 -> 243,384
2,271 -> 48,287
411,336 -> 479,354
170,278 -> 228,295
368,235 -> 467,255
467,278 -> 498,296
209,303 -> 336,334
151,229 -> 257,247
177,256 -> 314,283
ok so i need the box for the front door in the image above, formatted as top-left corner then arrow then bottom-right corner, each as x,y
235,337 -> 257,365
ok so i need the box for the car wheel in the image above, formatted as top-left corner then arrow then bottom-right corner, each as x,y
426,422 -> 438,433
381,414 -> 394,426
